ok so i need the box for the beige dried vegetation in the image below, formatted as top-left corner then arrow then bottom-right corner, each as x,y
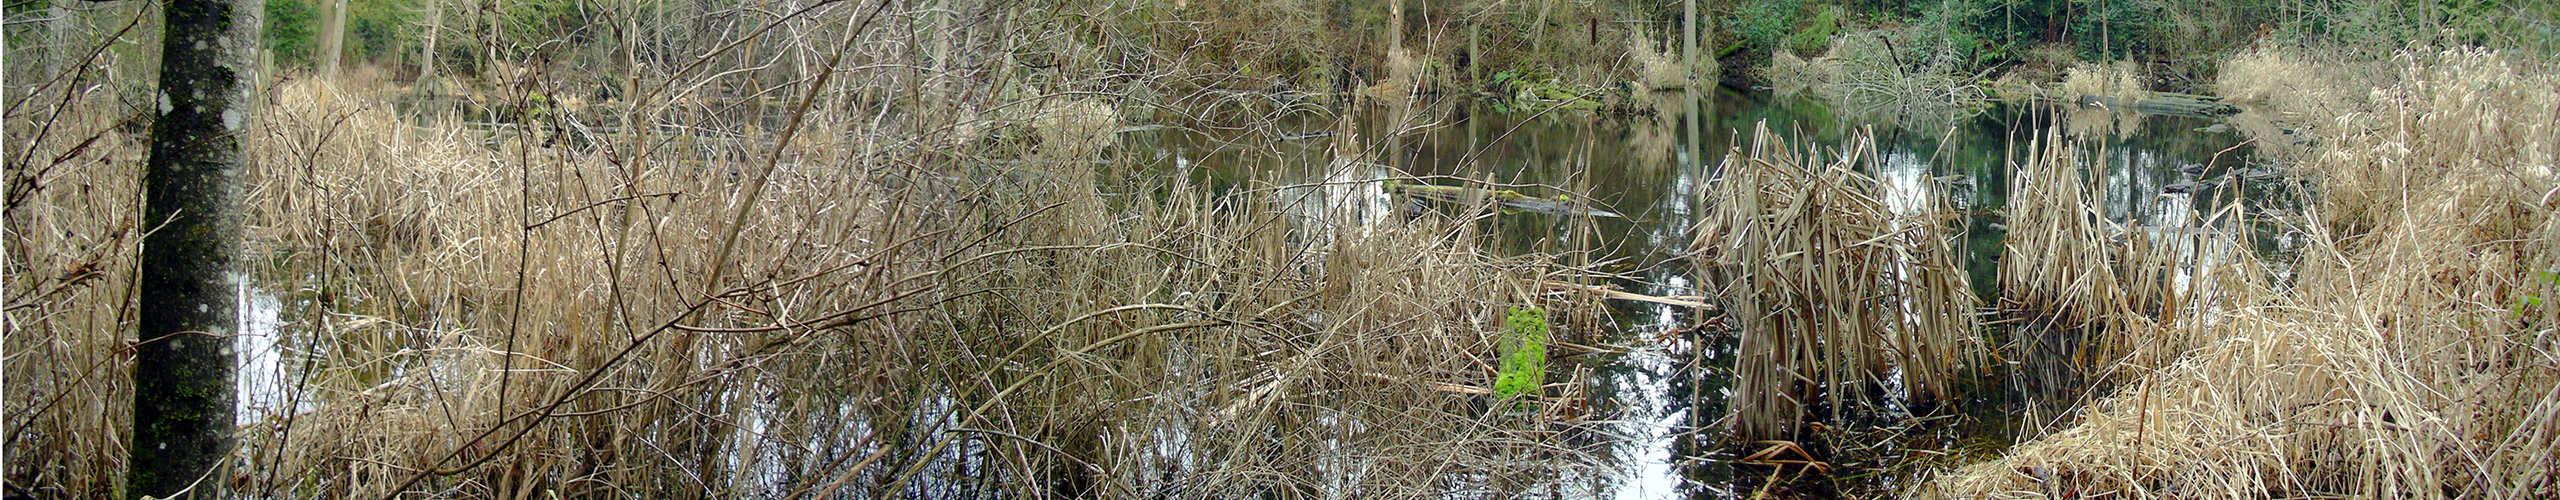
1920,45 -> 2560,500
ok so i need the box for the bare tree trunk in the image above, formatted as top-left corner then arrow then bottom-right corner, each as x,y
321,0 -> 348,79
1389,0 -> 1403,55
423,0 -> 442,83
130,0 -> 260,496
1684,0 -> 1698,85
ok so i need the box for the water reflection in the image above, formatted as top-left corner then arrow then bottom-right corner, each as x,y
235,285 -> 291,426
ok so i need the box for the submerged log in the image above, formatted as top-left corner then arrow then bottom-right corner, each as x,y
1388,181 -> 1624,218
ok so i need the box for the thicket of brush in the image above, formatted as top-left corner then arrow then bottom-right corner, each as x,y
1919,45 -> 2560,499
1689,122 -> 1984,444
3,1 -> 1614,497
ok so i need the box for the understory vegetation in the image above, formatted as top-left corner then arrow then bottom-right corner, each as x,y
6,0 -> 1634,497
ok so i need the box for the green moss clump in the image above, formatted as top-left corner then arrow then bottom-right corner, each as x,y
1493,306 -> 1549,406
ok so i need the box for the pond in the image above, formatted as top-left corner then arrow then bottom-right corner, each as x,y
1123,87 -> 2296,498
254,86 -> 2295,498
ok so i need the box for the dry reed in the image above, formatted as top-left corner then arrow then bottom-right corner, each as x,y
1997,123 -> 2254,372
1999,128 -> 2125,331
1920,44 -> 2560,499
1691,122 -> 1985,443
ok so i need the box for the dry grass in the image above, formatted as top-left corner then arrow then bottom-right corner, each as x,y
2212,47 -> 2399,161
1624,27 -> 1690,92
1919,44 -> 2560,499
2058,62 -> 2144,100
4,66 -> 149,499
1998,128 -> 2124,331
1764,49 -> 1840,98
4,2 -> 1612,497
1690,122 -> 1985,443
1359,47 -> 1424,100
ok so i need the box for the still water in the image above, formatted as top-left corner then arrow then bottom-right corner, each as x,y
1129,87 -> 2293,498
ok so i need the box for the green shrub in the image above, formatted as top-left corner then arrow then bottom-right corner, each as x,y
2068,0 -> 2161,62
266,0 -> 318,67
347,0 -> 417,61
1786,5 -> 1842,55
1728,0 -> 1805,54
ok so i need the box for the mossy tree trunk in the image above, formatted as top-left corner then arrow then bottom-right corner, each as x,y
131,0 -> 261,496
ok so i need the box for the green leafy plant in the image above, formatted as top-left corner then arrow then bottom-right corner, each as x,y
1494,306 -> 1549,406
1786,4 -> 1842,55
2517,269 -> 2559,316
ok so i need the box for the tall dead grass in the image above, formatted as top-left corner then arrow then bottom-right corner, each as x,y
1999,129 -> 2123,331
1691,122 -> 1985,443
1999,120 -> 2271,377
4,1 -> 1608,497
2213,47 -> 2399,162
1920,44 -> 2560,499
4,63 -> 149,499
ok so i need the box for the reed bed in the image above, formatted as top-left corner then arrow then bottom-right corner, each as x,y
1920,45 -> 2560,499
1690,122 -> 1984,443
1997,125 -> 2245,368
1999,128 -> 2126,331
3,2 -> 1611,497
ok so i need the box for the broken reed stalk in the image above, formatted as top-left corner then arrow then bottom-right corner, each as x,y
1893,158 -> 1986,403
1692,121 -> 1984,443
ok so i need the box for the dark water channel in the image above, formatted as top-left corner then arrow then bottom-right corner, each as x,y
1126,88 -> 2297,498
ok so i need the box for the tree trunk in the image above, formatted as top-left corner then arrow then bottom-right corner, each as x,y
131,0 -> 261,496
423,0 -> 442,83
321,0 -> 348,79
1683,0 -> 1698,85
